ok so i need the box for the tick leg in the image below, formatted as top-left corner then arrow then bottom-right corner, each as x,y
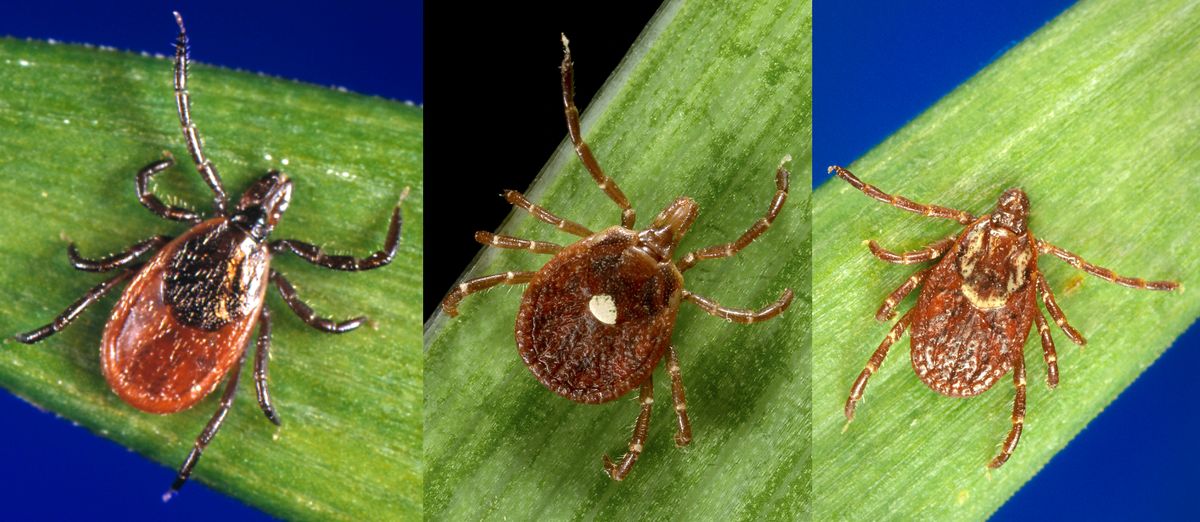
561,35 -> 635,228
666,347 -> 692,447
475,231 -> 563,254
867,236 -> 955,265
272,271 -> 365,333
875,267 -> 932,322
441,271 -> 536,317
136,157 -> 204,223
830,166 -> 975,224
1037,240 -> 1179,291
504,190 -> 592,237
271,204 -> 403,271
172,12 -> 227,215
846,310 -> 913,421
988,351 -> 1027,469
603,378 -> 653,481
166,347 -> 247,498
1033,310 -> 1059,389
253,307 -> 281,425
1036,272 -> 1086,346
67,235 -> 172,272
682,288 -> 794,324
677,158 -> 790,272
13,267 -> 138,343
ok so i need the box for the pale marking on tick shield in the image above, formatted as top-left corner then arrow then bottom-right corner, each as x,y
962,284 -> 1009,310
589,294 -> 618,325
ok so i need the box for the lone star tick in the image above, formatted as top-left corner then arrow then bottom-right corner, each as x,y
832,165 -> 1179,468
441,36 -> 794,481
13,12 -> 406,497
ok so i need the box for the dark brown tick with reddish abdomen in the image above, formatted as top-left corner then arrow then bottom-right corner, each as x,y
440,36 -> 794,481
13,12 -> 406,498
832,165 -> 1179,468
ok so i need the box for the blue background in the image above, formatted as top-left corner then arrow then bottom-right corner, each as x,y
814,1 -> 1200,519
0,1 -> 421,520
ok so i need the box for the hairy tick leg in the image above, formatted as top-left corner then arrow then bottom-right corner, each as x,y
830,165 -> 975,224
988,352 -> 1027,469
846,310 -> 913,421
682,289 -> 793,324
603,378 -> 654,481
561,34 -> 635,228
441,271 -> 535,317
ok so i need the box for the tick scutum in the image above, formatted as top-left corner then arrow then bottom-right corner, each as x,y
163,219 -> 271,331
834,165 -> 1179,469
13,12 -> 405,498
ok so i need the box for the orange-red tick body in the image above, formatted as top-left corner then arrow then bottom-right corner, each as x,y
103,217 -> 271,414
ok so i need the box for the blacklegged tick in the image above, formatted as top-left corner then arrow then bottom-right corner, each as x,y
13,12 -> 406,497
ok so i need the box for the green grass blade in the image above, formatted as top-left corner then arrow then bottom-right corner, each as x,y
0,40 -> 423,519
813,0 -> 1200,519
424,0 -> 811,519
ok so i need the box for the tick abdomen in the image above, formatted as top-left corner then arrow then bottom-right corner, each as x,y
102,219 -> 269,414
910,299 -> 1027,397
517,228 -> 683,404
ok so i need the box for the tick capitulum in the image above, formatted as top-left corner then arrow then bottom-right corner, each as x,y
13,12 -> 406,498
833,165 -> 1179,469
441,35 -> 794,481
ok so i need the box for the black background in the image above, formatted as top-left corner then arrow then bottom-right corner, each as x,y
422,3 -> 665,319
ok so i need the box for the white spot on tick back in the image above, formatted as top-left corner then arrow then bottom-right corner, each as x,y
589,294 -> 618,325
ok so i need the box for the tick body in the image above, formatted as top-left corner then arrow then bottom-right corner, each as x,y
442,36 -> 793,481
833,165 -> 1178,468
103,217 -> 271,414
14,12 -> 405,497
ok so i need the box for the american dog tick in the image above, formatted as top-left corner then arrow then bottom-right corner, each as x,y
441,36 -> 794,481
833,166 -> 1178,468
13,12 -> 405,497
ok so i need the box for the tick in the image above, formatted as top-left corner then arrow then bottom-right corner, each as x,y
13,12 -> 405,497
832,165 -> 1178,468
440,36 -> 794,481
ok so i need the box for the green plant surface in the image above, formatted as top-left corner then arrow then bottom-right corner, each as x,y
812,0 -> 1200,519
424,0 -> 811,519
0,39 -> 422,519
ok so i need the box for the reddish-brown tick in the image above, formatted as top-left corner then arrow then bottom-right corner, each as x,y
833,166 -> 1179,468
441,36 -> 794,481
14,13 -> 405,497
